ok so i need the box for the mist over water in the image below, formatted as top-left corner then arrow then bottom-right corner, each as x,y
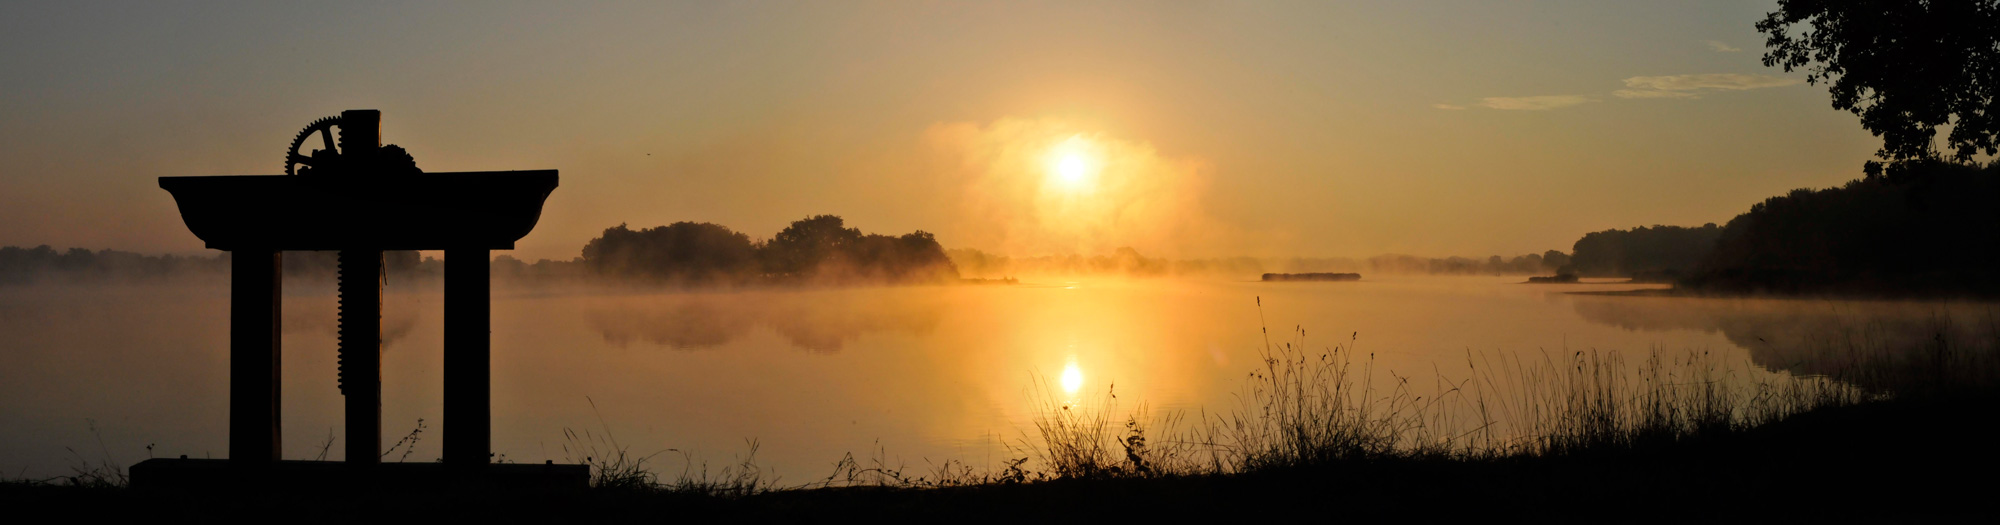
2,276 -> 1984,480
584,289 -> 945,352
1570,295 -> 1999,390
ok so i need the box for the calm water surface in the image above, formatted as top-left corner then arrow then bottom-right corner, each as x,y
1,276 -> 1987,479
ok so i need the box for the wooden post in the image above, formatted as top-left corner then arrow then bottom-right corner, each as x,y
444,248 -> 491,468
229,249 -> 281,464
338,250 -> 382,466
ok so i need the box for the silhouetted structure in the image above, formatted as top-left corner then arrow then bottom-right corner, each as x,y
142,110 -> 574,485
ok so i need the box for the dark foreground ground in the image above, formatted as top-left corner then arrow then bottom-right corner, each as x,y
7,395 -> 1997,522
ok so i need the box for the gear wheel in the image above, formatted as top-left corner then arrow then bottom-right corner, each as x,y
285,115 -> 343,176
377,144 -> 421,175
283,113 -> 422,176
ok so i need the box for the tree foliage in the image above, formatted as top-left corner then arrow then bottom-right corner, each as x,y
760,215 -> 957,282
578,215 -> 959,285
582,222 -> 757,282
1758,0 -> 2000,178
1567,224 -> 1723,279
1686,162 -> 2000,296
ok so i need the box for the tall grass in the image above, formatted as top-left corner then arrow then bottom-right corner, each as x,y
1218,326 -> 1468,470
3,419 -> 131,488
1777,310 -> 2000,398
1012,299 -> 1989,479
1024,376 -> 1125,479
561,397 -> 776,496
1474,347 -> 1862,457
812,440 -> 1027,488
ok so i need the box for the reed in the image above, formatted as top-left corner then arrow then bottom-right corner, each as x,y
561,397 -> 776,496
1012,299 -> 1987,479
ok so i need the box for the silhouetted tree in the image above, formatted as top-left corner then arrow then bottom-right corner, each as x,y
757,215 -> 958,283
1541,250 -> 1571,270
760,215 -> 862,277
1568,224 -> 1723,279
842,231 -> 960,282
946,248 -> 1014,277
580,222 -> 757,283
573,215 -> 958,285
1759,0 -> 2000,178
1686,162 -> 2000,296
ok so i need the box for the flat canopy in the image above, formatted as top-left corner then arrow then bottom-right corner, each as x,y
159,170 -> 558,251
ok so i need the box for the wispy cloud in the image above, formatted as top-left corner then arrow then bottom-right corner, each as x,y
1613,73 -> 1800,99
1705,40 -> 1741,53
1440,73 -> 1795,112
1611,89 -> 1699,100
1475,95 -> 1593,111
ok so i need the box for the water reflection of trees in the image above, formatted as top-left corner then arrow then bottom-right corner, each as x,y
1570,295 -> 1997,389
585,292 -> 944,352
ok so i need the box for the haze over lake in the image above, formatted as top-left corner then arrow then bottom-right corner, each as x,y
6,275 -> 1987,479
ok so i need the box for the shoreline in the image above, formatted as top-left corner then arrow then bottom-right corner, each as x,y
1565,287 -> 2000,302
8,392 -> 1992,519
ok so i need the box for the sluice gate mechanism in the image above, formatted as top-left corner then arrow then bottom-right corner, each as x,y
137,110 -> 579,488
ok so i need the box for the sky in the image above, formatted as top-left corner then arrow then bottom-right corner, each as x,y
0,1 -> 1881,261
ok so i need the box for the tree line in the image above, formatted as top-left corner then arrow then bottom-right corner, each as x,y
1684,161 -> 2000,296
1549,161 -> 2000,296
947,248 -> 1573,278
0,245 -> 426,285
578,215 -> 959,285
1562,224 -> 1722,281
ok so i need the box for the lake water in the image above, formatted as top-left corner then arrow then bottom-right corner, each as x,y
2,276 -> 1991,480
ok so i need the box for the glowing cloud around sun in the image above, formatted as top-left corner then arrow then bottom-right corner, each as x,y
924,118 -> 1221,257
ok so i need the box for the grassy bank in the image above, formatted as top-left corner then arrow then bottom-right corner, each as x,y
8,394 -> 1991,520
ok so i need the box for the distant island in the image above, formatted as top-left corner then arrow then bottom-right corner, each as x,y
1262,272 -> 1360,282
572,215 -> 959,286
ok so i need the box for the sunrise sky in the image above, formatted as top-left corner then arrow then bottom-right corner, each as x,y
0,1 -> 1878,260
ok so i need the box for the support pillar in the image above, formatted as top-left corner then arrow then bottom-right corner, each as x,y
444,248 -> 491,468
229,249 -> 281,464
337,250 -> 382,466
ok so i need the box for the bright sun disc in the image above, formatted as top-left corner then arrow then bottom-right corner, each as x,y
1056,154 -> 1088,184
1060,362 -> 1084,394
1047,137 -> 1097,191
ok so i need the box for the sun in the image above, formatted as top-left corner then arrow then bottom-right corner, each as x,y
1046,137 -> 1098,192
1060,361 -> 1084,394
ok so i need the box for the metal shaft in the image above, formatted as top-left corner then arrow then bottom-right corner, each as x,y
336,250 -> 382,466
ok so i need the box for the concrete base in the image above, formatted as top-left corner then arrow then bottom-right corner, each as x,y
129,459 -> 590,492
